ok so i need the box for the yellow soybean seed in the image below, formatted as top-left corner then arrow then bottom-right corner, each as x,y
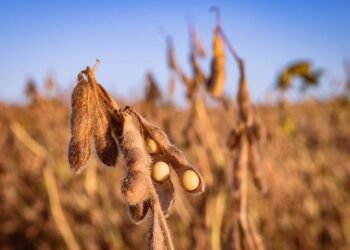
151,161 -> 170,183
181,169 -> 200,192
146,138 -> 158,154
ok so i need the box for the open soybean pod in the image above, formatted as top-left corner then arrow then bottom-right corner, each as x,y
91,102 -> 118,167
231,134 -> 249,195
68,73 -> 93,173
206,27 -> 226,98
130,108 -> 205,194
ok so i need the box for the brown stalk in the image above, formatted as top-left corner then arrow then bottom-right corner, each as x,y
148,177 -> 175,250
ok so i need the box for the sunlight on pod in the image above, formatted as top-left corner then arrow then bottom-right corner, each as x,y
68,73 -> 93,173
206,26 -> 226,98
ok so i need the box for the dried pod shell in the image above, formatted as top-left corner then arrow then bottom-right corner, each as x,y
250,110 -> 265,143
237,59 -> 252,123
147,212 -> 165,250
68,74 -> 93,173
206,28 -> 226,98
115,110 -> 151,204
129,200 -> 150,224
92,96 -> 118,166
227,129 -> 240,150
93,123 -> 118,166
248,143 -> 267,194
232,136 -> 248,193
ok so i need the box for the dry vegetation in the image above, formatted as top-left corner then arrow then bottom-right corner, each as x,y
1,7 -> 350,250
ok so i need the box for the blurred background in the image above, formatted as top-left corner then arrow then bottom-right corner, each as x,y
0,1 -> 350,250
1,0 -> 349,102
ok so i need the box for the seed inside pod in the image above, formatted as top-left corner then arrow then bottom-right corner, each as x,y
181,169 -> 200,192
146,138 -> 158,154
151,161 -> 170,183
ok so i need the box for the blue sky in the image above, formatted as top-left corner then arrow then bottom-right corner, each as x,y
0,1 -> 349,103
